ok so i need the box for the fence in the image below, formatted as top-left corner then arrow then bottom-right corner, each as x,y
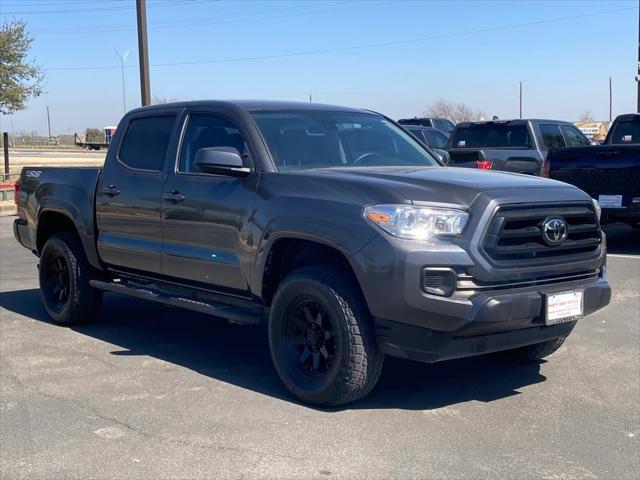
0,173 -> 18,202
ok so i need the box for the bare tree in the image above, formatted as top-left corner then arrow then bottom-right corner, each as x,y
423,99 -> 485,124
578,111 -> 595,122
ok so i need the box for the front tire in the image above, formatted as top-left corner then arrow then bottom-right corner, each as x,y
39,232 -> 102,325
268,266 -> 384,407
500,337 -> 566,363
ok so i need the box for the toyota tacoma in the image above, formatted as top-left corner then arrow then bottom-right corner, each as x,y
14,100 -> 611,406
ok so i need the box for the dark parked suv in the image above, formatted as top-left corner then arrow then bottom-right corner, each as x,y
402,124 -> 451,163
14,100 -> 611,406
398,117 -> 455,135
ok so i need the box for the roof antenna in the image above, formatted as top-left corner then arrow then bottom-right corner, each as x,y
309,92 -> 312,103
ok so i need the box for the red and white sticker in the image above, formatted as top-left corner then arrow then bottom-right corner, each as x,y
457,140 -> 466,147
622,135 -> 632,143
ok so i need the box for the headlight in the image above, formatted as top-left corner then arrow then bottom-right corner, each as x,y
364,204 -> 468,240
591,198 -> 602,222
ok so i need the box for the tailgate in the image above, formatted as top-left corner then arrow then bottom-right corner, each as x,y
548,146 -> 640,209
448,149 -> 541,174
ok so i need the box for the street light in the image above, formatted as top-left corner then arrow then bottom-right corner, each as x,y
110,46 -> 131,115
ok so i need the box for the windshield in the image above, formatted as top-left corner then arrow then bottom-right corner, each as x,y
452,123 -> 531,149
251,110 -> 439,170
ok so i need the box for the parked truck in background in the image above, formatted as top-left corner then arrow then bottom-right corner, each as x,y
448,119 -> 591,175
544,114 -> 640,228
398,117 -> 456,135
14,100 -> 611,406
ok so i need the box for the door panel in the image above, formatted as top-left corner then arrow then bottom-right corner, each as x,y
161,112 -> 257,294
96,114 -> 178,274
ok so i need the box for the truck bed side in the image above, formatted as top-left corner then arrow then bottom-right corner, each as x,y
15,167 -> 103,269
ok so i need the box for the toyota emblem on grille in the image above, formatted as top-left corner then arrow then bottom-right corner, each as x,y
542,216 -> 568,246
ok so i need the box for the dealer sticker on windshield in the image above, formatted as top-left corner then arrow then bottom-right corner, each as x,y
598,194 -> 623,209
546,290 -> 583,325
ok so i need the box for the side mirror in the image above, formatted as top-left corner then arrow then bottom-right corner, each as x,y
194,147 -> 250,176
432,149 -> 450,165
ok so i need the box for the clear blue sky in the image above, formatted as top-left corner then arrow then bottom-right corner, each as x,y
0,0 -> 637,135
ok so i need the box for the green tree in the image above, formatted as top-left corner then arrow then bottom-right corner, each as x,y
85,128 -> 102,143
0,19 -> 44,114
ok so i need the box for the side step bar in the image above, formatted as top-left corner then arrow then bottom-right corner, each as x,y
89,279 -> 264,325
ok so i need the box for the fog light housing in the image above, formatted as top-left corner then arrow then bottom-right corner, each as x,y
421,268 -> 456,296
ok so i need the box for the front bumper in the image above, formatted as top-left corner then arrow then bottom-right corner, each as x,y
375,276 -> 611,363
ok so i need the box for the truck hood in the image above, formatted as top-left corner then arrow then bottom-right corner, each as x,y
298,166 -> 586,207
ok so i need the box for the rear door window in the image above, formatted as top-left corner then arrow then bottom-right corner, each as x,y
119,115 -> 176,171
433,119 -> 447,132
560,125 -> 590,147
539,124 -> 566,148
451,124 -> 531,148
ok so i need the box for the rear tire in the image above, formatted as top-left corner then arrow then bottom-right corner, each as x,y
268,266 -> 384,407
39,232 -> 102,325
500,337 -> 566,363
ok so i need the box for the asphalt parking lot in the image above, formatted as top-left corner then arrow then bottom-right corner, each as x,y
1,217 -> 638,479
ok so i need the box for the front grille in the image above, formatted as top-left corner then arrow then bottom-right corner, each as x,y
456,270 -> 600,291
482,203 -> 601,266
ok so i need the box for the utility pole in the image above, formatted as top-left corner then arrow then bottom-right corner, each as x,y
111,46 -> 130,114
637,0 -> 640,113
519,81 -> 523,119
609,76 -> 613,122
136,0 -> 151,106
309,92 -> 312,103
46,106 -> 52,141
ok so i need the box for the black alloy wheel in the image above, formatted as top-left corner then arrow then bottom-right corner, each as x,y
283,299 -> 337,378
42,254 -> 71,313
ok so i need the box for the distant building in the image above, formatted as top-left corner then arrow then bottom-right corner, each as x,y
574,121 -> 609,142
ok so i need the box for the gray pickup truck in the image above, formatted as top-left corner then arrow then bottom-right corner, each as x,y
448,119 -> 591,175
14,100 -> 611,406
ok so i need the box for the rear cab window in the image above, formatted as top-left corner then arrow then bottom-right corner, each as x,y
608,117 -> 640,144
118,115 -> 176,171
451,123 -> 532,149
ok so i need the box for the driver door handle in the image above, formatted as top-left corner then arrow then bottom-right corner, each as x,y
163,190 -> 185,203
102,185 -> 120,197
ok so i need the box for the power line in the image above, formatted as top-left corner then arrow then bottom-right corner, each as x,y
1,0 -> 219,15
42,6 -> 633,72
31,2 -> 385,35
2,0 -> 127,5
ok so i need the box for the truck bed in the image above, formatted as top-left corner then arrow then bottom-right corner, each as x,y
15,167 -> 103,268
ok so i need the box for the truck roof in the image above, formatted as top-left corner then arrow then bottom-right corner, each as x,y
127,99 -> 370,115
456,119 -> 573,127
